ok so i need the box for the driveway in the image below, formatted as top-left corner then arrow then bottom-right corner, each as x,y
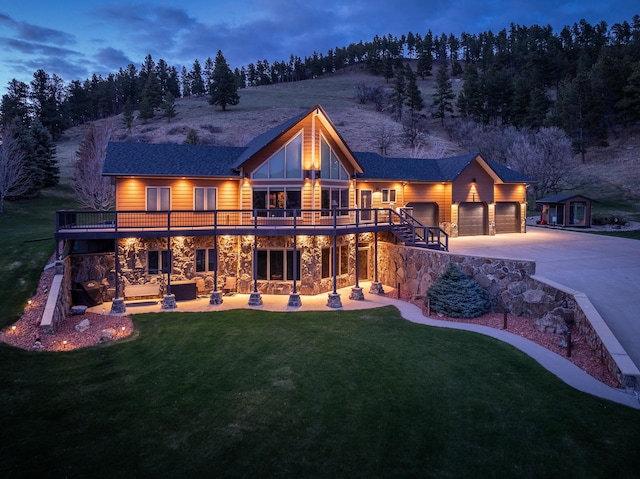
448,228 -> 640,370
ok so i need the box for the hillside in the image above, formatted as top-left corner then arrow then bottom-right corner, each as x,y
56,67 -> 640,221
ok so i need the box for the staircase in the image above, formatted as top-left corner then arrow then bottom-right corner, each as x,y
389,209 -> 448,251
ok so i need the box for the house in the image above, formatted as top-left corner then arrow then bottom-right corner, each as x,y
536,194 -> 594,227
54,105 -> 532,311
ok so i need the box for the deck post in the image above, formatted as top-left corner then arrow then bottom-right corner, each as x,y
110,237 -> 126,314
369,230 -> 384,295
162,235 -> 176,310
350,231 -> 364,301
248,233 -> 262,306
288,231 -> 302,308
327,202 -> 342,308
210,231 -> 222,305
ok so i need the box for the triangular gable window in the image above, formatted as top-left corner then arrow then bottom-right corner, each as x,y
252,132 -> 302,179
320,136 -> 349,180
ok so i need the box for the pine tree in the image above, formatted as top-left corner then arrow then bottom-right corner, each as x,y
426,263 -> 491,318
190,59 -> 205,96
184,128 -> 199,145
388,68 -> 406,121
432,65 -> 455,126
138,96 -> 153,122
122,99 -> 134,130
162,92 -> 177,122
405,66 -> 424,115
29,119 -> 58,188
209,50 -> 240,111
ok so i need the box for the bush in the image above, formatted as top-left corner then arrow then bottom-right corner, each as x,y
426,263 -> 491,318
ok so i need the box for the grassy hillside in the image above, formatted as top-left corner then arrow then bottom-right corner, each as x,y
56,66 -> 640,221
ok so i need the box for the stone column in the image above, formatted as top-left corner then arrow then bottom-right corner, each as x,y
161,294 -> 177,310
248,291 -> 263,306
349,286 -> 365,300
369,282 -> 385,294
110,297 -> 126,314
327,292 -> 342,308
209,290 -> 223,305
287,293 -> 302,307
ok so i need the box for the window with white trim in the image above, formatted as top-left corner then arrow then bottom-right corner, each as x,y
148,250 -> 171,275
194,187 -> 217,211
146,187 -> 171,211
252,133 -> 302,179
195,248 -> 217,272
381,188 -> 396,203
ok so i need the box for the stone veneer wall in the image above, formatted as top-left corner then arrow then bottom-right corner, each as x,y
376,242 -> 629,386
41,258 -> 71,334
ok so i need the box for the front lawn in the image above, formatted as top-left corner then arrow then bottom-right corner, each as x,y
1,307 -> 639,478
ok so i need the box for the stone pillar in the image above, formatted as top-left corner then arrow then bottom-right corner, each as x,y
110,297 -> 126,314
55,260 -> 65,275
287,293 -> 302,308
248,291 -> 263,306
369,282 -> 385,295
161,294 -> 177,310
209,290 -> 223,305
349,286 -> 365,301
327,292 -> 342,308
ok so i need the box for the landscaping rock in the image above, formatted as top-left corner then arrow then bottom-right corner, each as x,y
100,328 -> 116,342
75,318 -> 90,332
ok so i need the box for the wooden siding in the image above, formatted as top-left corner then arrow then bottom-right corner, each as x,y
452,161 -> 495,204
116,177 -> 241,211
494,184 -> 526,203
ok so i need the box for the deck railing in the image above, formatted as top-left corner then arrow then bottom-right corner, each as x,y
56,208 -> 448,249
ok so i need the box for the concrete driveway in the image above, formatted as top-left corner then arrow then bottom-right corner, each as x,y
448,228 -> 640,370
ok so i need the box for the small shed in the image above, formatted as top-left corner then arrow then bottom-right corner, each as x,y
536,194 -> 595,227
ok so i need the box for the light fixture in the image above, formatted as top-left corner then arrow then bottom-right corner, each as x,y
303,169 -> 313,180
471,178 -> 476,183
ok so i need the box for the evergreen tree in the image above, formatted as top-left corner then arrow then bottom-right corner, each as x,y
426,263 -> 490,319
190,59 -> 205,96
181,66 -> 191,97
138,96 -> 154,122
162,92 -> 177,122
417,30 -> 433,78
209,50 -> 240,111
616,60 -> 640,124
457,65 -> 483,122
432,65 -> 455,126
184,128 -> 199,145
29,119 -> 58,188
122,99 -> 134,130
388,68 -> 406,121
1,79 -> 30,127
405,65 -> 424,115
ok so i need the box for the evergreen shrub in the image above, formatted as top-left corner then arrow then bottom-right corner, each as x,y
426,263 -> 491,318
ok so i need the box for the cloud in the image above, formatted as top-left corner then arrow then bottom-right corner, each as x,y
0,13 -> 75,44
95,47 -> 134,69
0,37 -> 78,57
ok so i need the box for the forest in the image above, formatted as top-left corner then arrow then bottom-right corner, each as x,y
1,15 -> 639,203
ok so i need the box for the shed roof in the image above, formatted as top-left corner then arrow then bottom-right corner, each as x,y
536,194 -> 595,203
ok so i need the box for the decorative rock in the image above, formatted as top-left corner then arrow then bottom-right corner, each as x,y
100,328 -> 116,342
70,305 -> 88,315
327,292 -> 342,309
535,311 -> 569,334
75,318 -> 90,332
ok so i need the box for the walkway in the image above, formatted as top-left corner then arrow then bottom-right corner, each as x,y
104,282 -> 640,410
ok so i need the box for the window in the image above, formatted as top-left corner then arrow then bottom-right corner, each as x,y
195,248 -> 217,272
252,188 -> 301,216
194,187 -> 217,211
252,133 -> 302,179
256,249 -> 301,280
146,187 -> 171,211
321,187 -> 349,215
321,246 -> 349,278
381,188 -> 396,203
148,250 -> 171,275
320,136 -> 349,180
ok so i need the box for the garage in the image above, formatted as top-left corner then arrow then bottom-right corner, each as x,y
458,202 -> 487,236
406,202 -> 438,226
495,202 -> 521,233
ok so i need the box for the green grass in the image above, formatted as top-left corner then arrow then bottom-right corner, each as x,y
0,185 -> 76,328
1,307 -> 640,478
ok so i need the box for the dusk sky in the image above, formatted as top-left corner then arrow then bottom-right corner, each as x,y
0,1 -> 638,94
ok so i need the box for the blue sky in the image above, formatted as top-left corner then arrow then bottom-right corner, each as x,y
0,1 -> 637,94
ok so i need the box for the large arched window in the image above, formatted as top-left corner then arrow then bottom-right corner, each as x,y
252,133 -> 302,179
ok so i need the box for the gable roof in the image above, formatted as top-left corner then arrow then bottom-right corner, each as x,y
536,194 -> 595,203
103,142 -> 244,177
354,152 -> 533,183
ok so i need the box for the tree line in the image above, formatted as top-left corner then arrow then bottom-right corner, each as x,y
1,15 -> 639,208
